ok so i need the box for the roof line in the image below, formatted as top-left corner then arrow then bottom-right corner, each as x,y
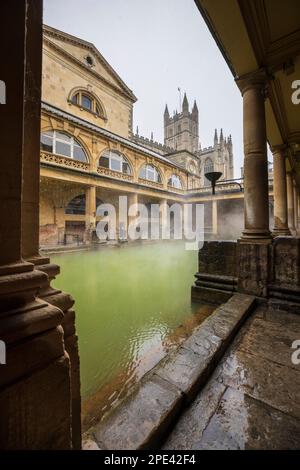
41,102 -> 188,172
43,24 -> 137,102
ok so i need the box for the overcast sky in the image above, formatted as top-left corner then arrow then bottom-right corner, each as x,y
44,0 -> 244,177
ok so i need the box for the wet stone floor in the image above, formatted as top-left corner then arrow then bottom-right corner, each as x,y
163,305 -> 300,450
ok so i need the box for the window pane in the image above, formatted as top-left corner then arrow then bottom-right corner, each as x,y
56,141 -> 71,157
41,133 -> 53,152
110,157 -> 122,172
56,131 -> 71,143
82,94 -> 92,111
139,166 -> 146,179
71,93 -> 79,105
73,145 -> 87,162
122,161 -> 131,175
99,155 -> 109,168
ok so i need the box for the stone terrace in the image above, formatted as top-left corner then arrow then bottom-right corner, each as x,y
163,304 -> 300,450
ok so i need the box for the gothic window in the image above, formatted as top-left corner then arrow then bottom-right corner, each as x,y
168,128 -> 173,137
168,174 -> 182,189
99,150 -> 131,175
204,157 -> 214,185
139,164 -> 162,183
41,130 -> 88,162
70,89 -> 105,118
177,124 -> 181,133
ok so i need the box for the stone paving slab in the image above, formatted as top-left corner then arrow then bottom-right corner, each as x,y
195,387 -> 300,450
91,375 -> 183,450
237,315 -> 300,370
218,349 -> 300,421
162,375 -> 226,450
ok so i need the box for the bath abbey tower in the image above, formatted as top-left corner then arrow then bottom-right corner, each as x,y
133,92 -> 234,187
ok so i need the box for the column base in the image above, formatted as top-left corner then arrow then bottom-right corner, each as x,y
0,262 -> 72,449
240,229 -> 272,244
34,260 -> 81,450
272,227 -> 291,237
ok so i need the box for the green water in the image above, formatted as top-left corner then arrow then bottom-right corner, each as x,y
52,242 -> 198,402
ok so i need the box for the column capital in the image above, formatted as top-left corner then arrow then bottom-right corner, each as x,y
235,68 -> 268,96
270,144 -> 288,156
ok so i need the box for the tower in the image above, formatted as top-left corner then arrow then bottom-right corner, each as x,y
164,93 -> 199,153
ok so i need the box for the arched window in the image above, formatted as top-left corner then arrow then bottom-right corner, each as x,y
204,158 -> 214,185
65,195 -> 102,215
65,194 -> 86,215
99,150 -> 131,175
70,89 -> 105,117
139,164 -> 162,183
41,131 -> 88,162
168,174 -> 182,189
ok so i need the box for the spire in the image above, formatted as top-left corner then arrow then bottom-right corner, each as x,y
151,131 -> 154,141
214,128 -> 218,146
164,104 -> 169,125
136,126 -> 139,136
192,100 -> 198,121
182,92 -> 189,113
220,128 -> 224,142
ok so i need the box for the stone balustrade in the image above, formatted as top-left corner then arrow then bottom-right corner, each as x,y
40,151 -> 90,171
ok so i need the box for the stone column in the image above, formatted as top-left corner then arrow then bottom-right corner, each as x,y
212,200 -> 218,236
0,0 -> 73,449
293,182 -> 298,233
85,185 -> 96,231
160,199 -> 168,238
236,71 -> 271,297
272,146 -> 290,235
128,193 -> 138,241
85,186 -> 96,245
287,171 -> 296,233
237,71 -> 271,241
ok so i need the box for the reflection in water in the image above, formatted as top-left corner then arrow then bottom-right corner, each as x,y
52,242 -> 214,429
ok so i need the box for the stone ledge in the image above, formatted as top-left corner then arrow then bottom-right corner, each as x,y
84,294 -> 256,450
90,375 -> 183,450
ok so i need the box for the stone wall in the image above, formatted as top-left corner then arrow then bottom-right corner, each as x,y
192,237 -> 300,304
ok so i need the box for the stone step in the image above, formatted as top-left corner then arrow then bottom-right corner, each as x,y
83,293 -> 256,450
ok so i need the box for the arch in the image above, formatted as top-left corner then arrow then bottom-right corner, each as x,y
98,149 -> 132,175
138,163 -> 162,184
68,87 -> 107,119
168,174 -> 183,189
40,130 -> 89,163
65,194 -> 86,215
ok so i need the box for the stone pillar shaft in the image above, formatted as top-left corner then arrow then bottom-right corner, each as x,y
160,199 -> 168,236
272,147 -> 290,235
21,0 -> 43,260
0,1 -> 27,265
85,185 -> 96,230
293,182 -> 298,231
212,200 -> 218,236
238,74 -> 271,241
287,172 -> 295,232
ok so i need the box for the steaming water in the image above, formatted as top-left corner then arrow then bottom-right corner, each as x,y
51,242 -> 213,427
